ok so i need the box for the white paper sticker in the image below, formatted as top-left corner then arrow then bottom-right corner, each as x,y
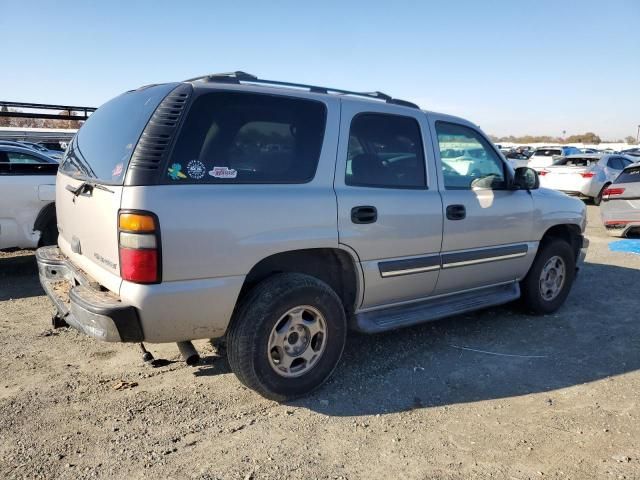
209,166 -> 238,179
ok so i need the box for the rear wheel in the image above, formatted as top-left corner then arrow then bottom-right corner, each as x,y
38,220 -> 58,247
227,273 -> 347,401
593,183 -> 609,206
520,238 -> 576,314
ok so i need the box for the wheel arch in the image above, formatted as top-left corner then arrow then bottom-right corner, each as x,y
33,202 -> 56,233
540,223 -> 583,261
237,247 -> 362,315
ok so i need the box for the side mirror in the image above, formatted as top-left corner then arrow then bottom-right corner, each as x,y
513,167 -> 539,190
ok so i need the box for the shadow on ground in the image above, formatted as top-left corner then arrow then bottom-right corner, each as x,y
291,261 -> 640,416
0,252 -> 43,301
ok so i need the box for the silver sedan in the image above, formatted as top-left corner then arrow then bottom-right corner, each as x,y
538,154 -> 635,205
600,162 -> 640,237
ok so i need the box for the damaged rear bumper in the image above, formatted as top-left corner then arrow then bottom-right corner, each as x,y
36,246 -> 143,342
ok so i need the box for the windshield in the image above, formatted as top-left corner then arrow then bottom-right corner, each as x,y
59,83 -> 176,184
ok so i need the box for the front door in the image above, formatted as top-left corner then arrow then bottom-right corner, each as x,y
427,117 -> 535,295
334,101 -> 443,309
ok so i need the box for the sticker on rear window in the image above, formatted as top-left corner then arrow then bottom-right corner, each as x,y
168,163 -> 187,180
112,162 -> 124,178
209,166 -> 237,179
186,160 -> 206,179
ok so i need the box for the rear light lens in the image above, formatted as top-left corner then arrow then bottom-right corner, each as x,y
581,172 -> 595,178
119,249 -> 158,283
538,170 -> 549,176
603,187 -> 625,197
119,213 -> 156,232
118,211 -> 160,283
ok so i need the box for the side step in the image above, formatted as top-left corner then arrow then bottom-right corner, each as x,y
352,282 -> 520,334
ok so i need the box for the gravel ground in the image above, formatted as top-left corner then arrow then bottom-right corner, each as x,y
1,205 -> 639,480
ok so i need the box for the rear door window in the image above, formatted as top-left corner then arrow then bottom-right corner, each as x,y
59,83 -> 177,184
7,151 -> 49,164
169,92 -> 327,184
607,157 -> 625,170
345,113 -> 426,189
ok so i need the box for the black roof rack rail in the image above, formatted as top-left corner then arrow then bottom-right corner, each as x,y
183,71 -> 420,109
0,101 -> 96,121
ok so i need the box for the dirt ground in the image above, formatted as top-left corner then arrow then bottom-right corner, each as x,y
1,205 -> 639,480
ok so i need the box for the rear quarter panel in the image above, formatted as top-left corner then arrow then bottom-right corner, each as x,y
120,183 -> 340,282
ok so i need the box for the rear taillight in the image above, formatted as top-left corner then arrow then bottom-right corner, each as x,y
118,211 -> 161,283
602,187 -> 625,201
581,172 -> 595,178
538,170 -> 549,176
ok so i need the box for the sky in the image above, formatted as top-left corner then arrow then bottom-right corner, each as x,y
2,0 -> 639,139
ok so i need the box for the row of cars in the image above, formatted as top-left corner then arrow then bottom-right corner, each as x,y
0,139 -> 66,160
497,144 -> 640,237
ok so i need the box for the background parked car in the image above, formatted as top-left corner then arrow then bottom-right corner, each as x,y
505,148 -> 530,168
538,154 -> 635,205
528,146 -> 582,170
0,145 -> 59,249
600,161 -> 640,237
620,147 -> 640,158
0,141 -> 62,160
19,141 -> 63,160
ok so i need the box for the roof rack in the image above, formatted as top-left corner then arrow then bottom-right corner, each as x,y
0,101 -> 96,121
183,71 -> 420,109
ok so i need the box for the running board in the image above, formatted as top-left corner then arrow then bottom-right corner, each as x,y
352,282 -> 520,334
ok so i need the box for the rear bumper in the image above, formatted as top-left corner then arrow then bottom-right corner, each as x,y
36,246 -> 143,342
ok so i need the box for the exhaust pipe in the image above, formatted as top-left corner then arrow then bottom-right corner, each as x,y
177,341 -> 200,365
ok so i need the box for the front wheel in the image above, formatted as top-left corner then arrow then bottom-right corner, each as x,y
227,273 -> 347,401
520,239 -> 576,314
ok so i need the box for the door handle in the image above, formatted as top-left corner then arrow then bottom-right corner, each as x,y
446,204 -> 466,220
351,206 -> 377,224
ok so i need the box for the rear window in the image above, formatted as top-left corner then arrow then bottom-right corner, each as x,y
59,83 -> 177,184
615,165 -> 640,184
168,92 -> 326,184
534,149 -> 562,157
554,157 -> 599,167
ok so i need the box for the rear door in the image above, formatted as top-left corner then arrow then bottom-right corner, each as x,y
56,83 -> 177,293
427,116 -> 534,295
334,102 -> 443,309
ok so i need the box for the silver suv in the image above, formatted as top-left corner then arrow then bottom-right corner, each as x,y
37,72 -> 588,400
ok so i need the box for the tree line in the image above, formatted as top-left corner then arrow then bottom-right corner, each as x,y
0,106 -> 84,129
490,132 -> 637,145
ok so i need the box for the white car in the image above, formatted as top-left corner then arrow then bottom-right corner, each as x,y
0,145 -> 59,249
538,154 -> 635,205
528,146 -> 582,171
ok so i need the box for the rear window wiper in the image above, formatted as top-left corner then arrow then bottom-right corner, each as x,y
65,181 -> 114,196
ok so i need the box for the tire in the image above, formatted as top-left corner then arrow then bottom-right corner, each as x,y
592,183 -> 609,206
38,220 -> 58,247
520,238 -> 576,315
227,273 -> 347,401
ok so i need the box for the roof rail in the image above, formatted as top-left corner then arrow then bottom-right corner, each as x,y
0,101 -> 96,121
183,71 -> 420,109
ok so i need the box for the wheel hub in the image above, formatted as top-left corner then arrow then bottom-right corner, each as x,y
539,255 -> 566,301
268,305 -> 327,378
